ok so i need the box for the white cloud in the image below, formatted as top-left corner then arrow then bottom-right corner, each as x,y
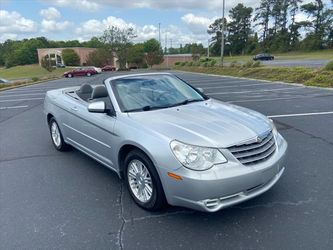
0,33 -> 18,41
181,13 -> 217,34
40,7 -> 61,20
75,16 -> 135,39
75,15 -> 208,47
40,0 -> 263,11
42,0 -> 100,11
41,19 -> 71,33
0,10 -> 37,33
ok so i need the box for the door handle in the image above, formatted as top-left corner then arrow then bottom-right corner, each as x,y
71,106 -> 78,111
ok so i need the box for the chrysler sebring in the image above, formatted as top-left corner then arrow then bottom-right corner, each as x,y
44,73 -> 287,212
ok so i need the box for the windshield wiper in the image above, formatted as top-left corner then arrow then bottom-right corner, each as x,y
169,98 -> 203,108
124,99 -> 203,112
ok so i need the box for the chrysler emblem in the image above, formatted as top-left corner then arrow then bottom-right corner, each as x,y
256,136 -> 262,143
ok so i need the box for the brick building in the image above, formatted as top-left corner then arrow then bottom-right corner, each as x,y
155,54 -> 195,68
37,47 -> 97,66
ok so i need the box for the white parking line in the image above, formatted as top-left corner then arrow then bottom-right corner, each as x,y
0,97 -> 44,102
268,111 -> 333,118
207,86 -> 301,95
0,93 -> 45,98
202,83 -> 278,89
0,105 -> 29,110
228,93 -> 333,103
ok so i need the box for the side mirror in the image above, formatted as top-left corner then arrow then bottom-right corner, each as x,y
197,87 -> 205,94
88,101 -> 106,113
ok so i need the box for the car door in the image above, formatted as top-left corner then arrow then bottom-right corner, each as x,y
64,91 -> 117,169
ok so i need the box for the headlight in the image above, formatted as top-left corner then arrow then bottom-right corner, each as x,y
170,140 -> 227,171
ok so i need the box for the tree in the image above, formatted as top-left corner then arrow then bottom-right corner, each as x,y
62,49 -> 80,66
128,43 -> 145,67
228,3 -> 253,55
300,0 -> 333,49
82,37 -> 104,48
41,56 -> 55,72
143,39 -> 164,68
254,0 -> 272,45
207,18 -> 228,56
99,26 -> 136,70
86,48 -> 113,67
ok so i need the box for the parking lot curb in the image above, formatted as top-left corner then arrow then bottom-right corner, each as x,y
174,70 -> 333,91
0,77 -> 62,92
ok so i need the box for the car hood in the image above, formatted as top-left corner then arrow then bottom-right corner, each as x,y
127,99 -> 271,148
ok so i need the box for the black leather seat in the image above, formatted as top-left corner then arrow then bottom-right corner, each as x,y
90,85 -> 112,108
77,84 -> 93,101
91,85 -> 108,100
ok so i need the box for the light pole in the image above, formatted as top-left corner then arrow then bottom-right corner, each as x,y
158,23 -> 161,44
220,0 -> 225,66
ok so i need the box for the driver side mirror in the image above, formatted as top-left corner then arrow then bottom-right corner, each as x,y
197,87 -> 205,94
88,101 -> 106,113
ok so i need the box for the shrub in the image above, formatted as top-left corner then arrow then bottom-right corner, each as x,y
175,61 -> 181,66
41,57 -> 55,72
31,77 -> 39,82
210,59 -> 217,66
203,62 -> 209,67
193,61 -> 200,66
243,60 -> 254,68
324,60 -> 333,71
230,61 -> 240,68
180,62 -> 186,66
188,61 -> 193,66
62,49 -> 80,66
253,61 -> 261,67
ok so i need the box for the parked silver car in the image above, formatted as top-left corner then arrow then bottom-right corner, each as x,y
44,73 -> 287,212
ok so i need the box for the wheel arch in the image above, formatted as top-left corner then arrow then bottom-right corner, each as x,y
117,143 -> 158,179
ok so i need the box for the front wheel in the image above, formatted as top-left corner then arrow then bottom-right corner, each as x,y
49,117 -> 69,151
68,73 -> 73,78
124,150 -> 166,211
86,72 -> 91,77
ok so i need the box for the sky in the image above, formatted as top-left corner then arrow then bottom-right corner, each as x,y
0,0 -> 331,47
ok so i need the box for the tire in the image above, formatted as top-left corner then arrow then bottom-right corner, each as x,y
87,72 -> 91,77
124,150 -> 167,211
48,117 -> 70,151
68,74 -> 73,78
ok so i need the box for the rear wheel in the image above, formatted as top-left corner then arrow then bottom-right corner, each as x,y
49,117 -> 69,151
124,150 -> 166,211
87,72 -> 91,77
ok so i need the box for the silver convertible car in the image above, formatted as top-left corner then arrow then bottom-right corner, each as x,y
44,73 -> 287,212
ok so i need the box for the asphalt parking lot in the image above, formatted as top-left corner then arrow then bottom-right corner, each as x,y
1,70 -> 333,250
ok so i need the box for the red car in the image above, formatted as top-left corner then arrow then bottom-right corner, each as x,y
63,68 -> 98,78
101,65 -> 116,72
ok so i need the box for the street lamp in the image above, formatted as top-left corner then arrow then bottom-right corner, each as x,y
220,0 -> 225,66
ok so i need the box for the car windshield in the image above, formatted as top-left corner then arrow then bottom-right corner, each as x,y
110,74 -> 207,112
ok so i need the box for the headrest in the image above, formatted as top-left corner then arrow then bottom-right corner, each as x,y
91,85 -> 108,99
127,82 -> 141,94
79,84 -> 93,94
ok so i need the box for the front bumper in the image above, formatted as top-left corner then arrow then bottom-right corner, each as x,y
159,135 -> 288,212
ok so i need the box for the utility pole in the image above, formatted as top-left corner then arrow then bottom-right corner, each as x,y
220,0 -> 225,66
165,33 -> 169,67
158,23 -> 161,44
207,39 -> 210,58
170,39 -> 172,49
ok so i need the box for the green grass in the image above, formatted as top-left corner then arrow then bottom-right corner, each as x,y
174,65 -> 333,88
211,49 -> 333,62
0,64 -> 72,80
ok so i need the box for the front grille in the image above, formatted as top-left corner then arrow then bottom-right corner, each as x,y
228,131 -> 276,166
